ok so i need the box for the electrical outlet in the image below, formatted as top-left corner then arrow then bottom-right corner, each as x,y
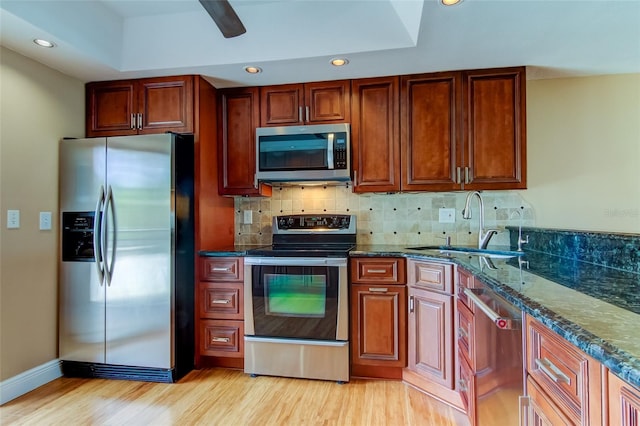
7,210 -> 20,229
39,211 -> 52,230
438,208 -> 456,224
243,210 -> 253,224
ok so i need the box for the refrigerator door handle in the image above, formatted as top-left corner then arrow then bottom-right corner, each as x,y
103,185 -> 117,286
93,186 -> 106,285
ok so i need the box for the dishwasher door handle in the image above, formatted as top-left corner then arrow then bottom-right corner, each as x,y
463,288 -> 518,330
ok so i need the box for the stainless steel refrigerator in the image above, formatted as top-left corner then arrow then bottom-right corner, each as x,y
59,133 -> 194,382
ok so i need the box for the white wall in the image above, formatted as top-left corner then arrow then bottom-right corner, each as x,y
524,74 -> 640,233
0,46 -> 84,381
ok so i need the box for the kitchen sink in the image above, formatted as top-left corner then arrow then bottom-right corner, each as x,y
405,245 -> 524,259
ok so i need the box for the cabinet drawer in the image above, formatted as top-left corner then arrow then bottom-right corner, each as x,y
458,356 -> 476,426
201,257 -> 243,282
526,376 -> 573,425
408,260 -> 453,293
457,299 -> 475,368
198,282 -> 243,320
200,320 -> 244,357
526,315 -> 598,424
351,258 -> 406,284
456,267 -> 475,308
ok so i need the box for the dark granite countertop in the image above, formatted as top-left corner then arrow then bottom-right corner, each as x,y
351,245 -> 640,388
198,244 -> 640,388
199,245 -> 264,257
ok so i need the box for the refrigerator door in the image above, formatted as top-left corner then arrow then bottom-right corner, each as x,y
59,138 -> 107,363
105,134 -> 173,368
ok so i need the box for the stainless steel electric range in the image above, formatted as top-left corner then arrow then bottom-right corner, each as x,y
243,214 -> 356,383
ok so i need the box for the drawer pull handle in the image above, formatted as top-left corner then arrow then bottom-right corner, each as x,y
212,299 -> 231,304
212,267 -> 231,272
369,287 -> 388,293
535,358 -> 570,384
366,269 -> 387,273
211,337 -> 230,343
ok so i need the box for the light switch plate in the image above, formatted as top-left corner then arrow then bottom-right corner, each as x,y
438,208 -> 456,224
7,210 -> 20,229
39,211 -> 52,230
243,210 -> 253,224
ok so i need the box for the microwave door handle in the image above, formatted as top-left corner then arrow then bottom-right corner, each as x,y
327,133 -> 334,169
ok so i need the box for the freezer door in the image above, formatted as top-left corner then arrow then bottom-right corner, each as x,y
105,134 -> 174,368
59,138 -> 107,363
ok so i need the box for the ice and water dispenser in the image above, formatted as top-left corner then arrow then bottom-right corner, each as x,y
61,212 -> 95,262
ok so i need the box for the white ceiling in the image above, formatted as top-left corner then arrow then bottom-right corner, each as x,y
1,0 -> 639,88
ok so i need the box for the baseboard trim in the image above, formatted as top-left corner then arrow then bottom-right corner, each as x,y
0,359 -> 62,405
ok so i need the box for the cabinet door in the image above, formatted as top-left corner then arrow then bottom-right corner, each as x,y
351,76 -> 400,193
260,84 -> 304,126
86,80 -> 137,137
218,87 -> 267,196
351,284 -> 406,367
137,76 -> 193,134
608,371 -> 640,426
407,286 -> 454,389
401,72 -> 462,191
305,80 -> 351,124
463,67 -> 526,190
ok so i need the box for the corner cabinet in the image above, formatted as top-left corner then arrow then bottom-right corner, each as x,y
260,80 -> 350,126
350,76 -> 401,192
350,257 -> 407,379
86,76 -> 194,137
403,259 -> 462,409
196,256 -> 245,369
217,87 -> 271,197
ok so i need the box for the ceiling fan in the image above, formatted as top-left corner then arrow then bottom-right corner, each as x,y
199,0 -> 246,38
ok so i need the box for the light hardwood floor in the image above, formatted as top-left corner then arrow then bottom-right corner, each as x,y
1,368 -> 470,425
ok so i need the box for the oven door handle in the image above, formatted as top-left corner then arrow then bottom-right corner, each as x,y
463,288 -> 519,330
244,256 -> 347,267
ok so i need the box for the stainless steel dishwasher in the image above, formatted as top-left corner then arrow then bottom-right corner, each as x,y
459,277 -> 525,425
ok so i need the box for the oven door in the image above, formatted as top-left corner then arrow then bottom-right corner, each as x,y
244,257 -> 348,341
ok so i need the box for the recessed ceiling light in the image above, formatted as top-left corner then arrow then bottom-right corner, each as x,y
441,0 -> 463,5
244,66 -> 262,74
330,58 -> 349,67
33,39 -> 55,48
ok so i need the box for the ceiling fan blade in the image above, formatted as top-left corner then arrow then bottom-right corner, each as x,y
199,0 -> 246,38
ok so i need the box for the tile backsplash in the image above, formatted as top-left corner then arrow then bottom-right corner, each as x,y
234,185 -> 535,247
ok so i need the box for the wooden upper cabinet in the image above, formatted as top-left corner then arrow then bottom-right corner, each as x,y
351,76 -> 401,193
260,80 -> 350,126
136,76 -> 193,134
463,67 -> 527,189
401,72 -> 462,192
217,87 -> 271,197
86,76 -> 193,137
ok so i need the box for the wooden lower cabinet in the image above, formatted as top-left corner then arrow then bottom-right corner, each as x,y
608,371 -> 640,426
350,257 -> 406,379
196,257 -> 244,369
525,315 -> 603,425
350,283 -> 407,378
403,260 -> 462,409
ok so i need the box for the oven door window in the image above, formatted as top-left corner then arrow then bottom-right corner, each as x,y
251,265 -> 339,340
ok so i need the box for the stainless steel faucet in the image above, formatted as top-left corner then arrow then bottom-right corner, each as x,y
462,191 -> 499,249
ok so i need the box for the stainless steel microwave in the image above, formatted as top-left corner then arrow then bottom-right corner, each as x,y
255,123 -> 351,183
